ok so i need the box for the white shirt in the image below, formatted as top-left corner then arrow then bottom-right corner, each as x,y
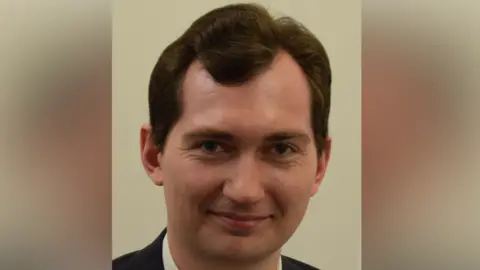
163,233 -> 282,270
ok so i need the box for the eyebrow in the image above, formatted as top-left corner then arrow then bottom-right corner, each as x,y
182,128 -> 311,143
183,128 -> 235,141
264,132 -> 311,143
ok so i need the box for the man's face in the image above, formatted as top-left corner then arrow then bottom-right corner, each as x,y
143,51 -> 330,261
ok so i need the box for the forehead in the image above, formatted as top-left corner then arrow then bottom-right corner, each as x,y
177,51 -> 312,137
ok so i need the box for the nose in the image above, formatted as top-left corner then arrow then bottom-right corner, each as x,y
222,155 -> 265,204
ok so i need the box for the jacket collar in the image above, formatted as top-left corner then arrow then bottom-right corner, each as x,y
127,228 -> 304,270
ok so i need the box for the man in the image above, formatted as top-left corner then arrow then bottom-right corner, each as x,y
114,3 -> 332,270
362,15 -> 478,270
1,10 -> 110,270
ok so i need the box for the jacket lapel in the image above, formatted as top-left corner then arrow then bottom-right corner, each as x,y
281,255 -> 302,270
120,229 -> 312,270
125,229 -> 167,270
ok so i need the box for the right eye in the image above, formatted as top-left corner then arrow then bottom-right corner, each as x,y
199,140 -> 224,153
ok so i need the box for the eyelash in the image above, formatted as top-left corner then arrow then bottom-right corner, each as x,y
191,140 -> 299,157
199,141 -> 227,153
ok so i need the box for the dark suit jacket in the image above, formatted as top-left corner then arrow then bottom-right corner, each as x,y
113,229 -> 318,270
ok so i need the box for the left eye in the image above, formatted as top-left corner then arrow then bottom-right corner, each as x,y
200,140 -> 223,153
271,143 -> 294,155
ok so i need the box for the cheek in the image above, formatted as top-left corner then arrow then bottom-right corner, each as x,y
162,156 -> 223,207
270,161 -> 318,212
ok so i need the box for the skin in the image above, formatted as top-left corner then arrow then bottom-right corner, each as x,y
2,69 -> 111,270
361,36 -> 469,268
140,51 -> 331,270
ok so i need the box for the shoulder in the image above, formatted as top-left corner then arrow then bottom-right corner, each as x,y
112,251 -> 139,270
282,255 -> 320,270
112,229 -> 167,270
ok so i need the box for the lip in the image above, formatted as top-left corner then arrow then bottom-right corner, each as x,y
209,211 -> 271,231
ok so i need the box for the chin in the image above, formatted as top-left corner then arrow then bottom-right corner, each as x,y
199,229 -> 281,262
204,242 -> 276,262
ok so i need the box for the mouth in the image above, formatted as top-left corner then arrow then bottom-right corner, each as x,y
208,211 -> 272,232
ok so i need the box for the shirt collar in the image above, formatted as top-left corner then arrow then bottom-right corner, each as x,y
163,232 -> 282,270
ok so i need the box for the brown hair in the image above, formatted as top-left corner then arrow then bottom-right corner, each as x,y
149,3 -> 332,154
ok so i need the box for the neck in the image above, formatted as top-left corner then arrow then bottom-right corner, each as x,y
166,230 -> 281,270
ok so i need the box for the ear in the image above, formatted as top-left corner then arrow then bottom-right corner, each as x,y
140,124 -> 164,186
311,136 -> 332,197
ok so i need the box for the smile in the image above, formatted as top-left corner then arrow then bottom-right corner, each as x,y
208,211 -> 271,232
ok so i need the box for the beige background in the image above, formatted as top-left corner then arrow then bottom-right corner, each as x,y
112,0 -> 361,269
